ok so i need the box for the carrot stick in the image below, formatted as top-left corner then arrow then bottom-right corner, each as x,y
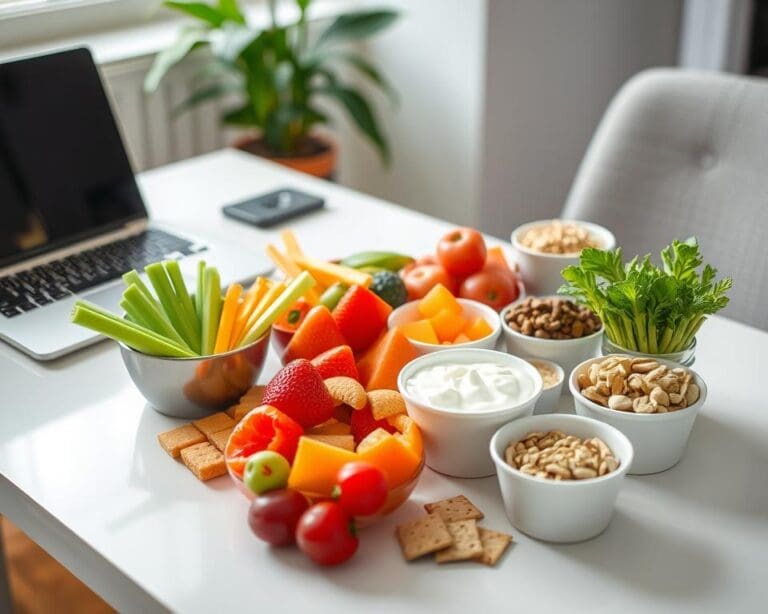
235,281 -> 286,346
214,283 -> 243,354
229,278 -> 270,349
265,244 -> 321,305
281,229 -> 305,259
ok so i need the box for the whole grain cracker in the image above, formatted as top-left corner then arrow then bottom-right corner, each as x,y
180,442 -> 227,481
435,519 -> 483,563
396,513 -> 453,561
192,412 -> 236,437
324,377 -> 367,410
158,424 -> 206,458
208,427 -> 234,452
475,527 -> 513,566
367,389 -> 406,420
305,433 -> 356,451
424,495 -> 484,522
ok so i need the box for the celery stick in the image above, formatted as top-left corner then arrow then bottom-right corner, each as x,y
164,260 -> 201,351
122,270 -> 158,307
122,284 -> 191,350
145,262 -> 201,353
240,271 -> 316,346
71,301 -> 195,357
195,260 -> 206,328
201,266 -> 222,355
120,298 -> 151,329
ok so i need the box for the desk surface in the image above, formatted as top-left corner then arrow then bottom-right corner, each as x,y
1,150 -> 766,613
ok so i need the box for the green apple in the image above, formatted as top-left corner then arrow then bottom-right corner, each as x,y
243,451 -> 290,495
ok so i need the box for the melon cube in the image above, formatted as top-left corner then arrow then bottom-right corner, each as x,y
430,308 -> 467,342
463,317 -> 494,341
399,319 -> 439,345
418,284 -> 462,318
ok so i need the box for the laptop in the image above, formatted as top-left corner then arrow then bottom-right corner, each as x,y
0,48 -> 271,360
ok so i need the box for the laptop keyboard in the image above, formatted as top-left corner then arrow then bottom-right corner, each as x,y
0,229 -> 206,319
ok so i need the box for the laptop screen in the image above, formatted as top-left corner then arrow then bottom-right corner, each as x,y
0,48 -> 147,268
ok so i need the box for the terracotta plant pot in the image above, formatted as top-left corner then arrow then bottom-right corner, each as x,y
233,134 -> 337,180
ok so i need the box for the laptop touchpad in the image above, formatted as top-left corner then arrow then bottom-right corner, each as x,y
84,284 -> 125,313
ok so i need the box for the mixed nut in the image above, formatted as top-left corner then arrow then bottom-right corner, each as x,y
504,297 -> 602,340
518,221 -> 601,255
577,355 -> 700,414
505,430 -> 619,480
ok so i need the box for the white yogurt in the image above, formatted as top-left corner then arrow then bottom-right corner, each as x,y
405,361 -> 536,413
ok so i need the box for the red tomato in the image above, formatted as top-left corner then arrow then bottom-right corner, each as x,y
296,502 -> 358,566
437,227 -> 487,278
459,268 -> 520,311
399,254 -> 437,279
248,489 -> 309,546
402,264 -> 457,299
334,462 -> 388,516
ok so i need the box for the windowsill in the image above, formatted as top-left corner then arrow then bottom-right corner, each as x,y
0,0 -> 351,66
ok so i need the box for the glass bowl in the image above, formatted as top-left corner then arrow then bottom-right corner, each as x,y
601,335 -> 696,367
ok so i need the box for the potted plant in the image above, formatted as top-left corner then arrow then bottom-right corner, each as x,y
145,0 -> 398,178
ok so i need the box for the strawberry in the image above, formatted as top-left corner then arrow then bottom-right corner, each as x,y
332,286 -> 392,353
350,406 -> 397,444
310,345 -> 360,381
262,359 -> 335,428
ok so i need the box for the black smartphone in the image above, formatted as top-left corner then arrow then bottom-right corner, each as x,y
222,188 -> 324,228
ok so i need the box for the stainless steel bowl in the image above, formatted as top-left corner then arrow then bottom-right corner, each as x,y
119,332 -> 271,419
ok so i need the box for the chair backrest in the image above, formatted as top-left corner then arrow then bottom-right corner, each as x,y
563,68 -> 768,330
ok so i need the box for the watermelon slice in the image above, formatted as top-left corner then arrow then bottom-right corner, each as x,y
332,285 -> 392,353
311,345 -> 360,381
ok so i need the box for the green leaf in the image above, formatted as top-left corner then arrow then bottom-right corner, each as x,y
315,10 -> 398,47
222,104 -> 258,126
314,51 -> 398,104
164,1 -> 226,27
208,22 -> 259,61
296,0 -> 312,11
172,82 -> 242,117
218,0 -> 246,24
144,26 -> 208,92
316,83 -> 389,163
579,247 -> 626,282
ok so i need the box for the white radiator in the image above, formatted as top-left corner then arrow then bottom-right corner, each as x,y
98,54 -> 239,172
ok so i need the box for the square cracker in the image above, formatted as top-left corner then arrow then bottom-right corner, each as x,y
424,495 -> 484,522
435,519 -> 483,563
396,514 -> 453,561
193,412 -> 236,437
180,442 -> 227,481
475,527 -> 513,566
158,424 -> 206,458
305,434 -> 356,451
208,427 -> 235,452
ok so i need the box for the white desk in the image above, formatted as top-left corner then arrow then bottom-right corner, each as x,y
1,150 -> 766,613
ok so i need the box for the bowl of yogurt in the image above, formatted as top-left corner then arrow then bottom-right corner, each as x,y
398,348 -> 543,478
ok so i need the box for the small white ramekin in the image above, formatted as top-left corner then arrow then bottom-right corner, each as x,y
388,298 -> 501,354
523,357 -> 564,414
569,355 -> 707,475
490,413 -> 633,543
398,348 -> 542,478
500,296 -> 603,375
510,220 -> 616,295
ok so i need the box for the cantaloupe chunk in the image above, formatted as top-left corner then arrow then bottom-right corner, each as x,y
486,245 -> 511,270
430,308 -> 467,342
399,319 -> 439,345
357,328 -> 420,391
418,284 -> 462,318
463,317 -> 494,341
357,428 -> 421,488
288,436 -> 357,495
387,413 -> 423,458
453,332 -> 471,344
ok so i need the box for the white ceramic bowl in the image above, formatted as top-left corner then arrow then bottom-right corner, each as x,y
524,358 -> 564,414
500,296 -> 603,375
398,348 -> 542,478
490,414 -> 633,542
569,356 -> 707,475
510,220 -> 616,295
388,298 -> 502,354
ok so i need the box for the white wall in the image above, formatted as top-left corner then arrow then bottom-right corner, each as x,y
479,0 -> 682,237
332,0 -> 488,226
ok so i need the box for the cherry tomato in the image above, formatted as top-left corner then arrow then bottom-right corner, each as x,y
399,254 -> 437,279
402,264 -> 457,299
296,502 -> 358,566
248,489 -> 309,546
459,268 -> 520,311
437,227 -> 487,278
334,462 -> 388,516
